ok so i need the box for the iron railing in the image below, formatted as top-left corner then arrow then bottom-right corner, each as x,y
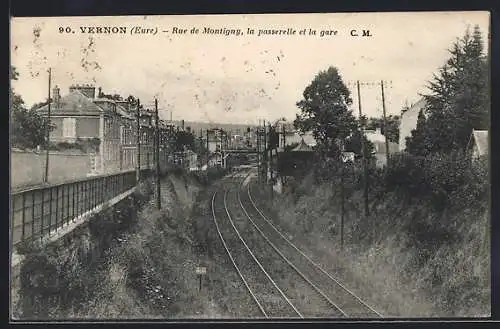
10,169 -> 151,246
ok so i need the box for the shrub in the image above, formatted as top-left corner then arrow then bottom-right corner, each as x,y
385,152 -> 488,212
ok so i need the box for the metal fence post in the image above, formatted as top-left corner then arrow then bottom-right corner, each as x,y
55,186 -> 59,232
48,188 -> 53,234
66,182 -> 70,225
72,183 -> 76,222
21,193 -> 26,240
40,190 -> 44,240
80,181 -> 84,215
76,182 -> 79,220
93,179 -> 96,208
31,193 -> 35,241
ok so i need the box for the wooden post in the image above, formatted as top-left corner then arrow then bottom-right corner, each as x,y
136,99 -> 141,182
155,98 -> 161,210
263,120 -> 267,184
381,80 -> 390,167
269,123 -> 274,199
257,123 -> 261,183
357,81 -> 369,217
340,149 -> 345,251
44,68 -> 52,183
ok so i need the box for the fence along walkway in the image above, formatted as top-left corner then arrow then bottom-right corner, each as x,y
10,169 -> 151,247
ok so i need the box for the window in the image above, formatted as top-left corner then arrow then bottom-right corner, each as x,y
62,118 -> 76,138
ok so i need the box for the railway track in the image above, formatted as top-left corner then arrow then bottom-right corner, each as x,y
211,173 -> 299,318
210,170 -> 347,318
239,174 -> 384,318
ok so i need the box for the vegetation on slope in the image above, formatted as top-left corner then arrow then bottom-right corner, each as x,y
254,25 -> 490,317
257,152 -> 489,317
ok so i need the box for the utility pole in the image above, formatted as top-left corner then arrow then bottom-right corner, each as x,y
357,81 -> 369,217
43,68 -> 52,183
206,129 -> 209,167
257,124 -> 261,183
281,123 -> 286,187
263,120 -> 267,185
340,141 -> 345,251
268,123 -> 274,199
136,99 -> 141,182
155,98 -> 161,209
381,80 -> 390,167
282,123 -> 286,149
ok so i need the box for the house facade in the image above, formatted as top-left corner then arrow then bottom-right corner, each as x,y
36,84 -> 136,173
365,128 -> 399,168
278,125 -> 317,151
399,97 -> 427,152
467,129 -> 489,159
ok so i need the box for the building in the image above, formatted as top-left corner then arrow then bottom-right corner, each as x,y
278,123 -> 317,151
399,97 -> 427,152
365,128 -> 399,168
466,129 -> 488,159
206,128 -> 226,153
36,84 -> 135,173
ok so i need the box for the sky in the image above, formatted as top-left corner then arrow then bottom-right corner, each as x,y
10,12 -> 489,125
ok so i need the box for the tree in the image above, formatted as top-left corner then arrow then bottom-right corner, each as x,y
294,66 -> 358,159
31,101 -> 49,111
267,125 -> 280,150
172,130 -> 195,152
344,129 -> 375,160
407,25 -> 489,155
406,110 -> 431,156
10,65 -> 54,149
365,115 -> 400,143
10,66 -> 23,111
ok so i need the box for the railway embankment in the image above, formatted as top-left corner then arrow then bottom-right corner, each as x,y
252,153 -> 490,317
12,167 -> 234,319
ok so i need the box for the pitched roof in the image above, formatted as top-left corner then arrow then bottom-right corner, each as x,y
36,90 -> 104,116
402,97 -> 427,117
115,103 -> 134,120
470,129 -> 489,156
285,131 -> 317,147
292,138 -> 313,152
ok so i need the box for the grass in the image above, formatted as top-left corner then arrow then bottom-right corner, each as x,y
254,156 -> 490,318
14,166 -> 251,320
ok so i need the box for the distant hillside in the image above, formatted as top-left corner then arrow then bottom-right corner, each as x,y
172,121 -> 259,136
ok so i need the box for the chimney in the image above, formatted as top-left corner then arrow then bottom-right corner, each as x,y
52,85 -> 61,107
69,84 -> 96,99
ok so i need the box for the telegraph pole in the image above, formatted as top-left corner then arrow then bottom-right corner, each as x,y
357,81 -> 369,217
282,123 -> 286,149
381,80 -> 390,166
257,123 -> 261,183
136,99 -> 141,182
43,68 -> 52,183
268,123 -> 274,199
155,98 -> 161,209
263,120 -> 267,185
206,129 -> 209,166
340,141 -> 345,251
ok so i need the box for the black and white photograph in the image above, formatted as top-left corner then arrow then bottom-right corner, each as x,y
10,11 -> 490,320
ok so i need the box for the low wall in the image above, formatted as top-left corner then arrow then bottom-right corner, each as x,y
11,185 -> 142,320
11,150 -> 93,189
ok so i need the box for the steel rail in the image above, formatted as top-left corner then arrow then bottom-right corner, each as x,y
245,178 -> 384,318
222,190 -> 303,318
236,184 -> 347,317
210,189 -> 267,318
